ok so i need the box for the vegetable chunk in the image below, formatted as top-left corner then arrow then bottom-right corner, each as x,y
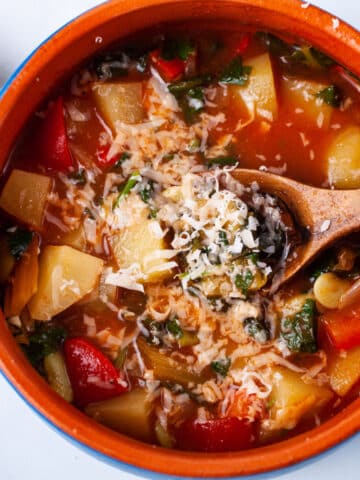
234,53 -> 277,120
92,82 -> 144,132
0,169 -> 52,228
327,126 -> 360,188
28,245 -> 103,320
327,346 -> 360,396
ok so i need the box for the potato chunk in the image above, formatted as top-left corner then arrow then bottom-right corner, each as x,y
233,53 -> 277,120
92,82 -> 144,132
267,367 -> 333,430
0,169 -> 52,228
327,346 -> 360,396
281,77 -> 333,129
326,126 -> 360,188
28,245 -> 103,320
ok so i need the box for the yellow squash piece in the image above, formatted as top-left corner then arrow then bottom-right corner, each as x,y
281,77 -> 333,129
28,245 -> 103,320
92,82 -> 144,133
327,346 -> 360,396
85,389 -> 152,441
326,126 -> 360,188
233,52 -> 278,120
4,235 -> 39,317
0,169 -> 52,228
44,351 -> 73,403
267,367 -> 333,430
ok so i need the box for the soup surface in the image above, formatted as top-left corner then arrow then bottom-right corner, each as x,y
2,26 -> 360,452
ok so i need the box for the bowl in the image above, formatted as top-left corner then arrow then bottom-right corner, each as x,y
1,0 -> 360,477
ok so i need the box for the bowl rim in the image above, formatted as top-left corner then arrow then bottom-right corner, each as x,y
1,0 -> 360,477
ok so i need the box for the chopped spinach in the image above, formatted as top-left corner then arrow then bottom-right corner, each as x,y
316,85 -> 342,108
166,317 -> 183,339
235,271 -> 254,295
281,299 -> 317,353
207,156 -> 238,167
8,229 -> 33,260
244,317 -> 270,344
220,56 -> 252,85
140,181 -> 154,204
23,325 -> 67,369
218,230 -> 229,246
246,252 -> 260,265
211,357 -> 231,377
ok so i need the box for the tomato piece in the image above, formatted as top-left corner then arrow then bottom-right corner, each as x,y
321,303 -> 360,350
176,417 -> 256,452
235,33 -> 251,55
38,97 -> 73,171
63,337 -> 127,407
150,49 -> 186,82
96,145 -> 118,167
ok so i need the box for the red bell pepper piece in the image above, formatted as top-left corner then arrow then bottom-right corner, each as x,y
176,416 -> 256,452
150,49 -> 186,82
38,97 -> 73,171
235,33 -> 251,55
64,337 -> 127,407
322,303 -> 360,350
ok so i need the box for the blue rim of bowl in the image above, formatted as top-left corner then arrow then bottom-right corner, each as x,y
0,4 -> 359,479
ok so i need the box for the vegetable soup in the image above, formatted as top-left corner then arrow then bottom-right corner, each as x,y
2,25 -> 360,452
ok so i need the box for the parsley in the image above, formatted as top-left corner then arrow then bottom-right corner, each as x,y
68,169 -> 86,186
316,85 -> 342,108
113,151 -> 131,170
281,299 -> 317,353
219,230 -> 229,246
24,325 -> 67,369
166,318 -> 183,339
140,181 -> 153,204
220,56 -> 252,85
211,357 -> 231,377
246,252 -> 259,264
207,156 -> 238,167
161,38 -> 194,61
113,171 -> 141,209
142,318 -> 164,345
235,271 -> 254,295
244,317 -> 270,344
8,229 -> 33,260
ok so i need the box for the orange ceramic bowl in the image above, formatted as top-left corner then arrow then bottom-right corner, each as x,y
1,0 -> 360,477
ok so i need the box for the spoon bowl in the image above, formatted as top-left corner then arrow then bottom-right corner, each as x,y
230,169 -> 360,287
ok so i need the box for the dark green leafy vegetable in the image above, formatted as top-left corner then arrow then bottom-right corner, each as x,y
140,181 -> 154,204
220,56 -> 252,85
235,271 -> 254,295
218,230 -> 229,246
281,299 -> 317,353
161,38 -> 194,61
113,151 -> 131,170
142,318 -> 164,345
168,75 -> 213,96
8,229 -> 33,260
316,85 -> 342,108
113,171 -> 141,208
23,325 -> 67,369
207,156 -> 238,167
68,169 -> 86,186
166,317 -> 183,339
211,357 -> 231,377
244,317 -> 270,343
246,252 -> 259,265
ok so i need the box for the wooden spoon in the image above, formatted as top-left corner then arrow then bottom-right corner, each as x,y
229,169 -> 360,288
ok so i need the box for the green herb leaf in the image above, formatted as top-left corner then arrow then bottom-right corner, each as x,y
219,230 -> 229,245
211,357 -> 231,377
113,171 -> 141,209
113,151 -> 131,170
140,181 -> 154,204
235,271 -> 254,295
220,56 -> 252,85
24,325 -> 67,369
281,299 -> 317,353
246,252 -> 259,264
244,317 -> 269,344
8,229 -> 33,260
316,85 -> 342,108
207,156 -> 238,167
166,318 -> 183,339
68,169 -> 86,186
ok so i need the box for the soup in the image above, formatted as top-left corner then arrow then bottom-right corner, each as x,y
2,25 -> 360,452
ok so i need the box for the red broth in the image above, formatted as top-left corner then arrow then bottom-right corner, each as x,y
2,26 -> 360,452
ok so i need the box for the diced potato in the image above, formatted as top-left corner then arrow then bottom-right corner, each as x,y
28,245 -> 103,320
313,272 -> 351,309
44,351 -> 73,402
111,218 -> 173,283
327,346 -> 360,396
276,293 -> 314,318
138,337 -> 204,386
162,186 -> 183,202
267,367 -> 333,430
233,53 -> 277,120
281,77 -> 333,129
85,389 -> 152,441
0,234 -> 15,284
4,236 -> 39,317
0,169 -> 52,228
326,126 -> 360,188
92,82 -> 144,132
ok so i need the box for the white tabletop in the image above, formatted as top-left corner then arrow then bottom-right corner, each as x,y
1,1 -> 360,479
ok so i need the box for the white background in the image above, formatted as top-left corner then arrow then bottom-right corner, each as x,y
0,1 -> 360,479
